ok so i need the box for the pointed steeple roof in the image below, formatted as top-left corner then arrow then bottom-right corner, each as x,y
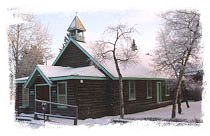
67,16 -> 86,32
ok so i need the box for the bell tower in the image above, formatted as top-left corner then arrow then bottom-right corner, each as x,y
67,15 -> 86,42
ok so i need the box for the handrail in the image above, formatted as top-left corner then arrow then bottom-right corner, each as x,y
34,99 -> 78,125
35,99 -> 77,108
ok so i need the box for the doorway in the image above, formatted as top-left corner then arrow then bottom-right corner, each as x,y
35,85 -> 49,113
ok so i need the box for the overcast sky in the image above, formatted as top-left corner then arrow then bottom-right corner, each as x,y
37,9 -> 161,64
2,0 -> 208,65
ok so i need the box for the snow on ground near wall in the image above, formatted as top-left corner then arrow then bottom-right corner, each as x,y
125,101 -> 202,121
15,101 -> 202,128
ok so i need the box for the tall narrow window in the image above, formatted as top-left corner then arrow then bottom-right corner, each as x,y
57,82 -> 67,108
22,88 -> 29,107
147,81 -> 152,99
129,81 -> 136,100
165,80 -> 170,96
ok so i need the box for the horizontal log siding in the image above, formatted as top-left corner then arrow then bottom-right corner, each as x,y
15,83 -> 23,114
77,80 -> 110,119
51,80 -> 76,116
28,85 -> 35,113
16,83 -> 35,114
111,80 -> 172,115
54,42 -> 90,67
34,75 -> 46,84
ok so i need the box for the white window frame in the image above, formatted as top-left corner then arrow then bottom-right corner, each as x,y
22,87 -> 29,107
165,80 -> 170,96
129,81 -> 136,101
147,81 -> 152,99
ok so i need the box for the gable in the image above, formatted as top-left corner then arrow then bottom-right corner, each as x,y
54,42 -> 90,67
52,38 -> 115,79
24,66 -> 52,88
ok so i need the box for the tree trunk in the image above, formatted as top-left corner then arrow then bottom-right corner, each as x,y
177,93 -> 182,114
113,50 -> 124,119
184,89 -> 190,108
171,78 -> 182,118
171,98 -> 176,118
119,75 -> 124,119
186,99 -> 190,108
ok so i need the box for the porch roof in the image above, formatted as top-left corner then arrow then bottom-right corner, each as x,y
15,77 -> 28,83
37,65 -> 106,78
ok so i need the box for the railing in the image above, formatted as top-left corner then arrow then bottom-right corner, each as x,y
34,99 -> 78,125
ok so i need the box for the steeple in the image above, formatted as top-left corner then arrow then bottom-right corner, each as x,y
67,15 -> 86,42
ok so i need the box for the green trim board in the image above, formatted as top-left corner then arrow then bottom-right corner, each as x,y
116,77 -> 168,80
156,82 -> 162,103
57,81 -> 68,109
52,38 -> 115,80
35,83 -> 49,86
50,75 -> 107,81
16,80 -> 27,84
52,38 -> 71,66
24,66 -> 52,88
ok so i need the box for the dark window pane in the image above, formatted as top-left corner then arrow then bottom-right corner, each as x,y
129,81 -> 136,100
59,96 -> 66,104
59,83 -> 65,94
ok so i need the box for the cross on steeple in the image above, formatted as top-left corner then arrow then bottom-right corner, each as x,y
75,11 -> 78,16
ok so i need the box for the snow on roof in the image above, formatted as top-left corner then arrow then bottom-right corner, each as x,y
37,65 -> 105,78
77,41 -> 168,79
16,76 -> 28,81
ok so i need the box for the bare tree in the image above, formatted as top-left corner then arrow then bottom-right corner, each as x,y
8,14 -> 53,98
94,24 -> 138,119
153,10 -> 202,118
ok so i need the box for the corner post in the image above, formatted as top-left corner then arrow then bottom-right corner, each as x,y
74,106 -> 78,125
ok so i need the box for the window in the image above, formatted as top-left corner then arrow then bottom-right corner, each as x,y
165,80 -> 170,96
57,82 -> 67,108
22,88 -> 29,107
147,81 -> 152,99
129,81 -> 136,100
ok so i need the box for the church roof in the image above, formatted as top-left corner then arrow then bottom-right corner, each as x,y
67,16 -> 86,32
77,40 -> 169,79
53,38 -> 169,80
20,65 -> 106,87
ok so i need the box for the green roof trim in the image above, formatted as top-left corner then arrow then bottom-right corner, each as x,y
16,79 -> 28,84
50,75 -> 107,81
52,38 -> 115,80
114,77 -> 168,80
24,66 -> 52,88
52,39 -> 70,66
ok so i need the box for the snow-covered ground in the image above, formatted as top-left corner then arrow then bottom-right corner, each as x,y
16,101 -> 202,128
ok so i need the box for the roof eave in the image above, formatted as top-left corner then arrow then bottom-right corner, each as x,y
50,75 -> 106,81
113,77 -> 169,80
